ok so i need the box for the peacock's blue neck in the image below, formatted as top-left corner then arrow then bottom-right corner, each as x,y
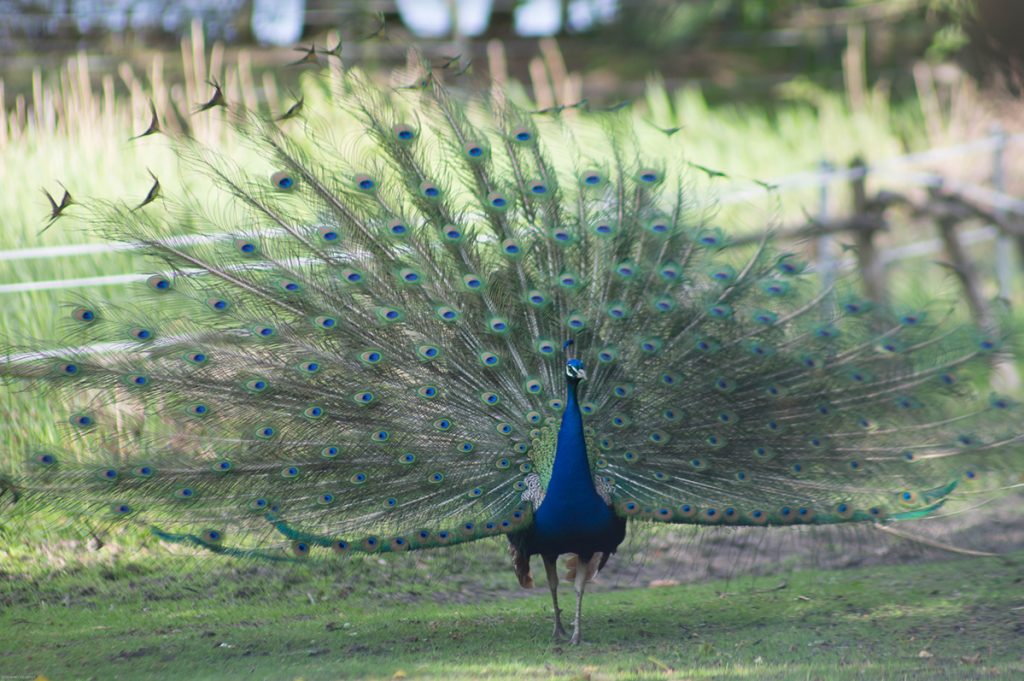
540,378 -> 603,511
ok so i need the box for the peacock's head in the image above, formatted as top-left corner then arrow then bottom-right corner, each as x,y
565,358 -> 587,383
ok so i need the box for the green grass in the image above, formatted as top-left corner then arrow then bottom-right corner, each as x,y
1,544 -> 1021,680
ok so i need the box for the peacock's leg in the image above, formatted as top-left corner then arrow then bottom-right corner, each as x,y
569,552 -> 602,645
542,555 -> 568,640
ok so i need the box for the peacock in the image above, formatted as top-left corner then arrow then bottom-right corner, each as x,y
1,59 -> 1020,646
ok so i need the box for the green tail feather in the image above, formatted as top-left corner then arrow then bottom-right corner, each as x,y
1,59 -> 1020,561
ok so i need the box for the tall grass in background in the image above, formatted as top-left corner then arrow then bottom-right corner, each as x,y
0,22 -> 1013,477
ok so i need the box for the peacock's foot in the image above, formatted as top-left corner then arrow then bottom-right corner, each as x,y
553,622 -> 569,641
569,629 -> 582,646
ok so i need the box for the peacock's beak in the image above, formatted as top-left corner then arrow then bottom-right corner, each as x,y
577,369 -> 587,381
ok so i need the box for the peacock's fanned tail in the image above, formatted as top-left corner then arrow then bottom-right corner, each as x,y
2,64 -> 1019,561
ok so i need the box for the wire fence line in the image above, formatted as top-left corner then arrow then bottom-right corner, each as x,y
0,131 -> 1021,297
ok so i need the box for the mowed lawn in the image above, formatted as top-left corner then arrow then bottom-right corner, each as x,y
1,539 -> 1021,681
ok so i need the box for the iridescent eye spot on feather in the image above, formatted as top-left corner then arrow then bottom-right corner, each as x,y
649,431 -> 668,444
558,272 -> 579,288
524,378 -> 543,395
610,414 -> 630,428
270,171 -> 295,190
441,224 -> 463,241
399,453 -> 416,464
71,413 -> 95,428
315,315 -> 339,330
761,280 -> 789,296
528,180 -> 549,196
647,217 -> 671,235
256,426 -> 276,439
206,297 -> 229,312
708,265 -> 736,284
322,446 -> 339,458
130,327 -> 153,341
57,362 -> 79,376
515,443 -> 530,455
580,402 -> 596,415
72,306 -> 97,322
112,503 -> 132,516
279,279 -> 301,293
659,262 -> 680,281
175,487 -> 195,499
637,168 -> 660,184
33,453 -> 57,466
536,339 -> 556,356
146,274 -> 171,291
639,337 -> 663,354
614,260 -> 636,278
480,392 -> 500,405
511,126 -> 534,143
502,240 -> 522,256
297,360 -> 320,374
613,384 -> 633,398
417,385 -> 439,399
486,192 -> 509,210
351,472 -> 368,484
393,123 -> 417,141
564,312 -> 586,330
428,472 -> 444,484
332,539 -> 350,555
304,406 -> 324,419
752,309 -> 777,325
714,376 -> 736,392
340,268 -> 364,285
550,227 -> 573,243
526,410 -> 542,423
419,181 -> 442,199
97,467 -> 117,482
434,418 -> 452,431
384,498 -> 398,509
581,170 -> 605,187
462,274 -> 484,291
592,221 -> 615,236
281,466 -> 299,478
488,316 -> 510,333
660,371 -> 681,386
623,451 -> 638,463
398,268 -> 422,284
435,305 -> 460,322
464,142 -> 486,159
459,442 -> 475,453
695,337 -> 720,353
250,498 -> 269,511
706,435 -> 726,448
548,399 -> 563,411
753,446 -> 774,460
318,493 -> 335,506
186,403 -> 209,417
495,458 -> 512,470
245,378 -> 269,393
698,229 -> 725,247
375,307 -> 403,323
358,350 -> 383,365
387,219 -> 408,237
834,502 -> 854,519
677,504 -> 697,519
318,226 -> 339,242
478,351 -> 500,367
417,344 -> 441,361
598,346 -> 618,363
235,239 -> 259,256
371,430 -> 390,442
606,302 -> 629,319
707,303 -> 730,318
292,542 -> 310,558
354,174 -> 376,192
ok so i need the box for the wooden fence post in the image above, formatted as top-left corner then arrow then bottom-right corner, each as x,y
930,187 -> 995,329
849,157 -> 887,306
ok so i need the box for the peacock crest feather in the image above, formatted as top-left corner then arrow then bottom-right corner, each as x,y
2,58 -> 1020,644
